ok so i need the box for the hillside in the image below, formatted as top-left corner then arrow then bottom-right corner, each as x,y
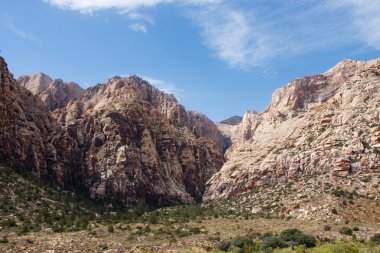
1,163 -> 379,252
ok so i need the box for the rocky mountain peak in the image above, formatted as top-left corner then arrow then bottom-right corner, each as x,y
17,72 -> 53,95
39,79 -> 84,111
265,59 -> 380,120
1,56 -> 225,206
204,58 -> 380,201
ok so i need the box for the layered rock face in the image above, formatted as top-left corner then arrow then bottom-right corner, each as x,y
0,57 -> 80,183
1,58 -> 224,206
204,59 -> 380,201
53,76 -> 224,205
0,57 -> 53,175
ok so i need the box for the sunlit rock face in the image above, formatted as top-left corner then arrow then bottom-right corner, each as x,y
204,58 -> 380,201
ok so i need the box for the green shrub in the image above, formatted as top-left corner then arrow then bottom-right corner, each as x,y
229,236 -> 254,252
260,236 -> 286,251
261,232 -> 274,239
218,240 -> 231,251
370,233 -> 380,245
279,228 -> 316,248
339,227 -> 353,236
108,224 -> 114,233
1,218 -> 17,228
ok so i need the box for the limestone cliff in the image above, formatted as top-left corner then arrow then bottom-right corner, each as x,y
204,59 -> 380,201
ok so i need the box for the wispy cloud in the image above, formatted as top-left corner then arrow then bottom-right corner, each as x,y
129,23 -> 147,33
43,0 -> 380,68
125,11 -> 155,24
189,4 -> 277,69
326,0 -> 380,50
43,0 -> 221,13
141,75 -> 184,98
2,14 -> 41,44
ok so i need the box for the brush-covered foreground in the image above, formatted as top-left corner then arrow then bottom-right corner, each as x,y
0,163 -> 379,252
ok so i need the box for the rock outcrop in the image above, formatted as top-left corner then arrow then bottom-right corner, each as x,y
1,57 -> 224,206
53,76 -> 225,205
18,73 -> 85,111
18,72 -> 53,95
39,79 -> 84,111
216,116 -> 243,151
0,57 -> 80,183
204,58 -> 380,201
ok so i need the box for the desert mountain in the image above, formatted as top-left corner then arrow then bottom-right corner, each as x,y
18,72 -> 53,95
205,59 -> 380,201
0,56 -> 224,206
18,73 -> 85,111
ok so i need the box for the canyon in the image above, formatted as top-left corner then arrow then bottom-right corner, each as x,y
1,55 -> 380,209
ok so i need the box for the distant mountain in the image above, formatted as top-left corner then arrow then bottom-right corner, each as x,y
219,115 -> 243,125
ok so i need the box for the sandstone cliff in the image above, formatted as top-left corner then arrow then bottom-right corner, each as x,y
204,59 -> 380,201
18,73 -> 85,111
53,76 -> 224,205
18,72 -> 53,95
0,57 -> 81,184
39,79 -> 84,111
1,57 -> 224,206
216,116 -> 242,151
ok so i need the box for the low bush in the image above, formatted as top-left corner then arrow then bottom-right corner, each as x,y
339,227 -> 353,236
370,233 -> 380,245
279,228 -> 317,248
260,236 -> 286,251
323,225 -> 331,231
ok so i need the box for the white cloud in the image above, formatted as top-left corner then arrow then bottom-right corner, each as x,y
190,1 -> 380,67
43,0 -> 221,13
190,4 -> 277,68
141,75 -> 184,98
43,0 -> 380,68
327,0 -> 380,49
3,14 -> 41,44
129,23 -> 147,33
126,12 -> 155,24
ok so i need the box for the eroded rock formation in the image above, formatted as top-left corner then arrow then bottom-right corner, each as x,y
204,59 -> 380,201
1,57 -> 224,206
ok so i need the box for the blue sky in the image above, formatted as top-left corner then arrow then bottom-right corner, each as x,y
1,0 -> 379,121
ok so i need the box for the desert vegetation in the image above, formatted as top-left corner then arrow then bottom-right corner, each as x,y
0,163 -> 379,252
